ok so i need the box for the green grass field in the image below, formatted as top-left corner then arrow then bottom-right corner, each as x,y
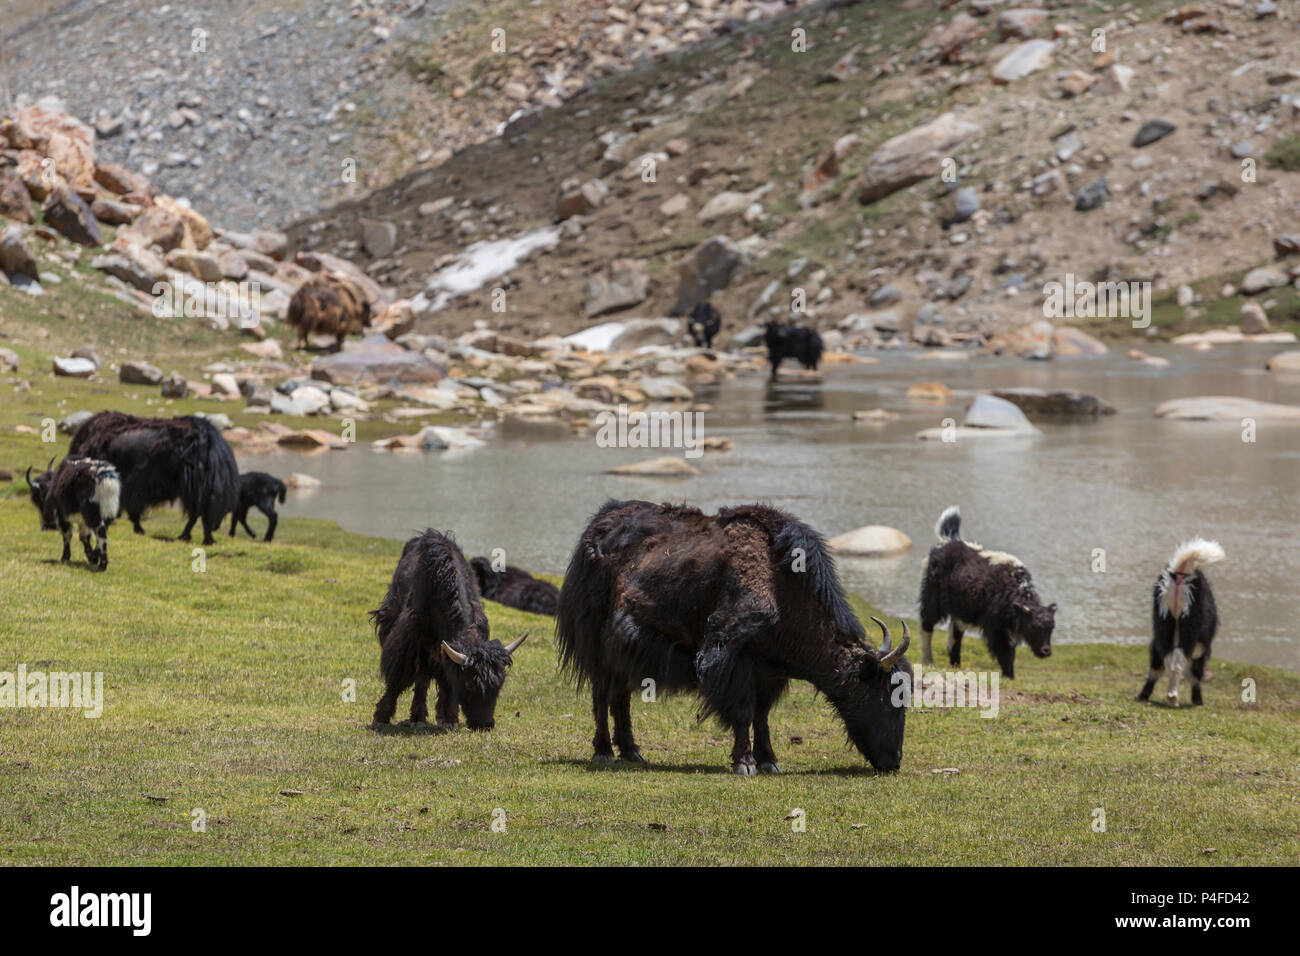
0,499 -> 1296,866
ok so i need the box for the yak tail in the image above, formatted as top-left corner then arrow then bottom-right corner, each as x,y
277,481 -> 287,505
555,501 -> 630,688
1166,538 -> 1225,575
766,511 -> 865,643
935,505 -> 961,542
180,416 -> 239,524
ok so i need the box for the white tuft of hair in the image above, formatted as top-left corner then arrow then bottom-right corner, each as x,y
1166,539 -> 1225,576
935,505 -> 961,541
93,475 -> 121,521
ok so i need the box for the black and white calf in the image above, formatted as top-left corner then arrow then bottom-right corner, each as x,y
1139,539 -> 1223,707
230,472 -> 287,542
27,456 -> 121,570
918,506 -> 1056,678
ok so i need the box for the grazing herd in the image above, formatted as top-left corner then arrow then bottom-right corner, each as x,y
22,300 -> 1230,773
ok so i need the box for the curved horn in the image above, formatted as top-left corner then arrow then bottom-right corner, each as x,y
46,456 -> 55,472
440,641 -> 469,666
869,616 -> 891,653
503,631 -> 529,656
25,466 -> 33,486
879,621 -> 910,669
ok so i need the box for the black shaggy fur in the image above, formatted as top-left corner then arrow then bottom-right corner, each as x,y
555,499 -> 912,774
764,321 -> 824,378
918,506 -> 1056,678
471,557 -> 560,616
370,530 -> 525,731
69,411 -> 238,545
230,472 -> 287,542
27,455 -> 120,570
687,301 -> 722,349
1139,545 -> 1221,707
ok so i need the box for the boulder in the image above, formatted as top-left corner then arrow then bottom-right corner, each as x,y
964,393 -> 1041,432
58,410 -> 93,434
17,98 -> 97,193
0,347 -> 18,372
0,167 -> 33,223
153,195 -> 213,250
94,162 -> 152,200
986,319 -> 1054,359
90,197 -> 141,225
992,388 -> 1116,416
284,472 -> 323,489
165,248 -> 223,283
584,258 -> 650,317
1266,351 -> 1300,373
0,225 -> 38,280
828,526 -> 912,556
133,206 -> 186,252
1241,302 -> 1271,334
1241,268 -> 1286,295
119,360 -> 163,385
556,178 -> 608,219
278,430 -> 348,450
563,318 -> 683,352
53,356 -> 97,378
1155,396 -> 1300,422
311,344 -> 446,386
638,377 -> 693,402
161,372 -> 189,398
858,112 -> 982,203
1052,326 -> 1109,356
416,425 -> 486,451
603,457 -> 700,477
991,39 -> 1055,84
672,235 -> 745,314
998,9 -> 1048,39
43,187 -> 102,246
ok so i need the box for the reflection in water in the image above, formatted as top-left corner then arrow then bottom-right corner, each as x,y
240,343 -> 1300,671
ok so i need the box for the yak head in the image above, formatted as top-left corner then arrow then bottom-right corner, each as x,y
1013,597 -> 1056,659
833,617 -> 912,772
439,631 -> 527,730
26,457 -> 56,530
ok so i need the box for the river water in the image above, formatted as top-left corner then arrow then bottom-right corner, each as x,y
240,341 -> 1300,671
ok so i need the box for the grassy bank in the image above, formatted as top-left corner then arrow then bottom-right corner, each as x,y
0,499 -> 1295,866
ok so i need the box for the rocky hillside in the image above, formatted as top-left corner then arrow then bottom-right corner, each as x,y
285,0 -> 1300,349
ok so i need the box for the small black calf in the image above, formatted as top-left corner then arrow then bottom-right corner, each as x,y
27,456 -> 121,570
470,556 -> 560,615
764,321 -> 824,378
1139,539 -> 1223,707
230,472 -> 287,542
687,301 -> 722,349
918,506 -> 1056,678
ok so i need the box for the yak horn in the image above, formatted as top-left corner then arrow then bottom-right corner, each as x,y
441,641 -> 469,666
46,456 -> 55,472
879,621 -> 910,669
504,631 -> 529,656
25,466 -> 33,486
869,616 -> 891,653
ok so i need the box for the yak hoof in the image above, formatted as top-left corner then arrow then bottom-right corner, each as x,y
591,752 -> 616,766
1166,693 -> 1179,708
369,719 -> 390,732
732,756 -> 757,776
758,761 -> 782,775
435,720 -> 458,731
619,750 -> 647,766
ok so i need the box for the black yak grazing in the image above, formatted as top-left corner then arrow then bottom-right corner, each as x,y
687,301 -> 722,349
918,506 -> 1055,678
370,530 -> 527,731
230,471 -> 287,542
471,557 -> 560,616
1140,539 -> 1223,707
69,411 -> 239,546
764,320 -> 823,378
27,456 -> 121,570
556,500 -> 912,774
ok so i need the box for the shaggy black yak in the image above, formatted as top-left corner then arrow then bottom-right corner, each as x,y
370,530 -> 527,731
918,506 -> 1056,678
27,456 -> 121,569
1140,539 -> 1223,707
764,320 -> 823,378
687,301 -> 722,349
471,557 -> 560,616
230,471 -> 287,542
556,500 -> 912,774
69,411 -> 239,546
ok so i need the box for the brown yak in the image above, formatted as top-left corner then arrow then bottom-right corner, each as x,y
285,271 -> 372,349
